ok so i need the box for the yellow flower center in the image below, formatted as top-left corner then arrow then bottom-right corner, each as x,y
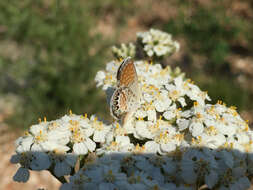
134,144 -> 145,154
205,126 -> 217,136
155,131 -> 170,144
35,130 -> 47,143
72,130 -> 85,143
94,121 -> 104,131
192,136 -> 202,145
169,90 -> 179,100
107,141 -> 118,151
173,134 -> 184,141
69,120 -> 81,133
48,122 -> 58,130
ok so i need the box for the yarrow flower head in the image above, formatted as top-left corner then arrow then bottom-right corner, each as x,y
137,28 -> 180,58
11,29 -> 253,190
11,113 -> 111,182
112,42 -> 136,59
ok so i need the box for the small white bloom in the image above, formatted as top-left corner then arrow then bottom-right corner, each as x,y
112,43 -> 136,59
153,90 -> 172,112
137,29 -> 179,57
176,118 -> 190,131
15,135 -> 33,153
97,136 -> 134,155
163,104 -> 178,120
189,122 -> 204,137
144,141 -> 160,153
135,109 -> 147,119
95,71 -> 106,88
73,137 -> 96,155
135,120 -> 153,139
147,109 -> 156,121
91,120 -> 111,143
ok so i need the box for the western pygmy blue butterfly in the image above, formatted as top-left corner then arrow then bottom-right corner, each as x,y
110,57 -> 141,125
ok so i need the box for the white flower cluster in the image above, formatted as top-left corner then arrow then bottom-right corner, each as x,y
112,43 -> 136,59
137,28 -> 180,57
11,29 -> 253,190
11,114 -> 112,182
93,59 -> 253,189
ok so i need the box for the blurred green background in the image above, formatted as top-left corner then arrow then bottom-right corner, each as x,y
0,0 -> 253,129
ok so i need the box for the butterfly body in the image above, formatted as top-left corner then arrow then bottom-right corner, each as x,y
110,57 -> 140,124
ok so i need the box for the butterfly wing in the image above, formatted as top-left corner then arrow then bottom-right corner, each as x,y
116,57 -> 138,88
110,87 -> 128,120
110,57 -> 141,123
110,87 -> 137,120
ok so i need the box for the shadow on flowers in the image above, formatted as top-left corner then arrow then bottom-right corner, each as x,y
11,147 -> 253,190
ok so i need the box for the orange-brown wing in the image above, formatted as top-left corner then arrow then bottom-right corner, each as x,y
116,57 -> 137,87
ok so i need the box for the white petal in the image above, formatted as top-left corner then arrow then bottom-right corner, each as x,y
161,143 -> 176,153
48,130 -> 70,145
84,127 -> 94,137
116,136 -> 130,146
85,138 -> 96,152
178,97 -> 186,107
163,111 -> 175,120
73,142 -> 88,155
136,121 -> 151,139
143,93 -> 153,103
135,109 -> 147,118
177,119 -> 189,131
16,136 -> 33,153
189,122 -> 204,137
144,141 -> 159,153
29,124 -> 44,135
154,100 -> 165,112
93,131 -> 106,143
147,109 -> 156,121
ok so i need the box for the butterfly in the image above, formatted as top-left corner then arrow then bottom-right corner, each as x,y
110,57 -> 141,125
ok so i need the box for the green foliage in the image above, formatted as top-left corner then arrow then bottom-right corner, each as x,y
89,0 -> 134,19
0,0 -> 107,127
164,5 -> 240,68
163,1 -> 253,111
